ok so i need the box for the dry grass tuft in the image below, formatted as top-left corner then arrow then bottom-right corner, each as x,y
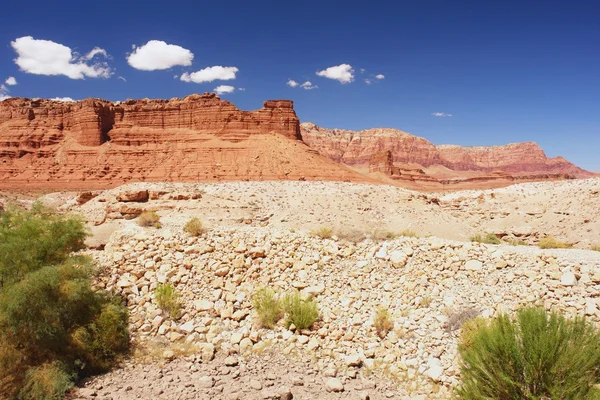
374,307 -> 394,339
538,237 -> 573,249
137,211 -> 161,228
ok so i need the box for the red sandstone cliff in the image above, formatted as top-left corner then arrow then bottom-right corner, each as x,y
0,94 -> 368,189
300,122 -> 592,187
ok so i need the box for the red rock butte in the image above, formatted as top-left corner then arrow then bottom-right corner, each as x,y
0,93 -> 593,191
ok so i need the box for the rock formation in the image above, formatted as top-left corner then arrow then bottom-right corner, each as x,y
300,122 -> 593,187
0,94 -> 367,189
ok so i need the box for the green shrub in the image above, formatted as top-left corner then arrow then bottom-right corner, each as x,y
282,291 -> 319,330
154,283 -> 183,320
252,287 -> 283,328
137,211 -> 161,228
456,307 -> 600,399
538,237 -> 573,249
19,362 -> 74,400
374,307 -> 394,339
183,217 -> 205,236
0,206 -> 129,399
312,226 -> 333,239
470,233 -> 502,245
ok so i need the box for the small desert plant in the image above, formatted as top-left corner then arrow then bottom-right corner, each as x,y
312,226 -> 333,239
252,287 -> 283,328
19,362 -> 75,400
538,236 -> 573,249
591,245 -> 600,252
183,217 -> 205,236
335,228 -> 367,243
154,283 -> 182,320
456,307 -> 600,399
470,233 -> 502,245
505,237 -> 528,246
137,211 -> 161,228
398,229 -> 418,238
419,295 -> 433,308
282,291 -> 319,330
374,306 -> 394,338
372,230 -> 398,241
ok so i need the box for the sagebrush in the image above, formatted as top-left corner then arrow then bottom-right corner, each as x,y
456,307 -> 600,399
374,307 -> 394,338
154,283 -> 183,320
183,217 -> 205,236
252,287 -> 283,328
0,205 -> 129,399
470,233 -> 501,245
283,291 -> 319,330
538,236 -> 573,249
137,211 -> 161,228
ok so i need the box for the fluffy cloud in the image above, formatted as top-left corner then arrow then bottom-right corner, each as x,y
375,74 -> 385,80
316,64 -> 354,84
127,40 -> 193,71
214,85 -> 235,95
50,97 -> 76,102
11,36 -> 111,79
5,77 -> 17,86
432,112 -> 453,117
300,81 -> 318,90
0,85 -> 10,101
287,79 -> 299,88
364,79 -> 372,85
181,66 -> 238,84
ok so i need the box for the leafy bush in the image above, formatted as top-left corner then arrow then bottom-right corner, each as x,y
154,283 -> 183,320
183,217 -> 205,237
470,233 -> 502,245
19,362 -> 75,400
312,226 -> 333,239
282,291 -> 319,330
0,206 -> 129,399
538,236 -> 573,249
137,211 -> 161,228
374,307 -> 394,339
456,307 -> 600,399
252,287 -> 283,328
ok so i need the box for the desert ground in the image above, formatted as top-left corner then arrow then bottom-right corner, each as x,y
2,178 -> 600,399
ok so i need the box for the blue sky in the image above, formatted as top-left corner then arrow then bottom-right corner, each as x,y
1,0 -> 599,170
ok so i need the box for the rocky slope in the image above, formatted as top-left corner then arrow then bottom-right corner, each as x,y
69,219 -> 600,399
0,94 -> 368,189
300,122 -> 593,188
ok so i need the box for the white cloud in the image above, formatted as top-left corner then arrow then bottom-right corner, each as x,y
11,36 -> 112,79
238,87 -> 245,91
316,63 -> 354,84
50,97 -> 75,102
5,77 -> 17,86
0,84 -> 10,101
214,85 -> 235,95
118,76 -> 126,82
287,79 -> 299,88
432,112 -> 453,117
375,74 -> 385,80
300,81 -> 318,90
83,47 -> 108,60
181,66 -> 238,84
360,68 -> 366,74
127,40 -> 193,71
364,79 -> 372,85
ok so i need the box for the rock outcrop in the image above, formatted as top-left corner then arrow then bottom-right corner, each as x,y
0,94 -> 367,189
300,122 -> 593,187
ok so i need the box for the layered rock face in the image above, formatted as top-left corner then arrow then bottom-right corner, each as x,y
0,94 -> 365,189
300,122 -> 592,186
